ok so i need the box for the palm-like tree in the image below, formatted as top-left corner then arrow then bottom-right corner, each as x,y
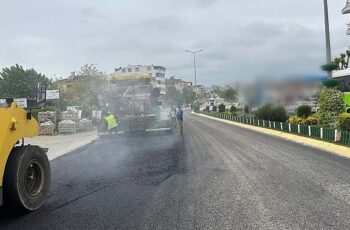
334,57 -> 341,70
346,50 -> 350,68
340,53 -> 346,69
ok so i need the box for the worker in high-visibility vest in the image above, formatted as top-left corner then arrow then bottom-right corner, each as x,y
105,113 -> 118,134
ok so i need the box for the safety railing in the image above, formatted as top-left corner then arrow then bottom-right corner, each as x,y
199,111 -> 350,146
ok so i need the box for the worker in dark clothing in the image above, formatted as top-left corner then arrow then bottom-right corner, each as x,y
170,106 -> 177,131
176,105 -> 184,135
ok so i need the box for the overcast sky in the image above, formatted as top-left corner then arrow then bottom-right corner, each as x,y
0,0 -> 349,86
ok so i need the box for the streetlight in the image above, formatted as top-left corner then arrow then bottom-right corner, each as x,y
185,49 -> 204,85
323,0 -> 332,78
342,0 -> 350,14
342,0 -> 350,36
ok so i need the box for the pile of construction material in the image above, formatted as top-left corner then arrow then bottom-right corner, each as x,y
78,118 -> 92,131
58,110 -> 79,134
38,111 -> 57,135
61,110 -> 79,122
38,111 -> 57,124
58,108 -> 93,134
58,120 -> 77,134
39,121 -> 55,135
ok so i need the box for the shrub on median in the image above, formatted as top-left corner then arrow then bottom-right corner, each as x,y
193,101 -> 200,112
337,113 -> 350,131
255,104 -> 272,120
212,105 -> 217,112
218,103 -> 226,113
297,105 -> 312,118
230,105 -> 238,113
288,114 -> 319,125
270,106 -> 287,122
318,87 -> 344,127
303,114 -> 319,126
204,106 -> 210,112
255,104 -> 287,122
288,115 -> 303,124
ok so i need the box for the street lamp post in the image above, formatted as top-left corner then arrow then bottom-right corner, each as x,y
185,49 -> 204,85
323,0 -> 332,78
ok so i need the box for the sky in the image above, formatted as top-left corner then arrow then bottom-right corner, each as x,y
0,0 -> 349,86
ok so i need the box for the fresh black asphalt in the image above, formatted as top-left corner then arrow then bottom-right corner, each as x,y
2,113 -> 350,229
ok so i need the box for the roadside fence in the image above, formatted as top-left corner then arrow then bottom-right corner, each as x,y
199,112 -> 350,146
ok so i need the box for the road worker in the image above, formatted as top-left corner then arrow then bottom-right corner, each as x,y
176,105 -> 184,135
105,112 -> 118,134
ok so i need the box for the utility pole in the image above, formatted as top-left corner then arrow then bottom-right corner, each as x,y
185,49 -> 204,85
323,0 -> 332,78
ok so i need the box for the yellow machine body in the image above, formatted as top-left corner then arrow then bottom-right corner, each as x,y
0,102 -> 38,187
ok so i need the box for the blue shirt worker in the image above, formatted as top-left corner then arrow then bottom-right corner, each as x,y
176,106 -> 184,135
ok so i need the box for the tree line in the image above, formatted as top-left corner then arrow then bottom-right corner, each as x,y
0,64 -> 106,118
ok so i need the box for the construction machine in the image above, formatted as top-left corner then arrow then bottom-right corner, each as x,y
106,73 -> 173,133
0,84 -> 51,211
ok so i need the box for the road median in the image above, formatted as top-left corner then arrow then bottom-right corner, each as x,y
193,112 -> 350,159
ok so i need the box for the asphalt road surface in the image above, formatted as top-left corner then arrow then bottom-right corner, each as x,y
2,113 -> 350,229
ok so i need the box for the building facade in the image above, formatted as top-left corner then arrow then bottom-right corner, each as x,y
165,76 -> 192,92
111,65 -> 167,92
55,72 -> 81,91
113,65 -> 165,81
333,69 -> 350,92
192,85 -> 206,95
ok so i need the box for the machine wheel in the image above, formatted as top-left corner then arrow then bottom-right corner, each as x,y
3,145 -> 51,211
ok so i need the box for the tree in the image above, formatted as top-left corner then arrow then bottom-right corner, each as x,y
165,87 -> 183,106
211,85 -> 221,95
230,105 -> 238,113
0,64 -> 51,99
78,64 -> 104,77
255,104 -> 272,120
212,105 -> 217,112
270,106 -> 287,122
324,50 -> 350,71
219,87 -> 237,101
193,100 -> 200,111
60,64 -> 106,117
346,50 -> 350,69
297,105 -> 312,118
244,105 -> 249,114
218,103 -> 226,113
183,87 -> 196,105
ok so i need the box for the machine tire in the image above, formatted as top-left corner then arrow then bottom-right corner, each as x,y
3,145 -> 51,212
